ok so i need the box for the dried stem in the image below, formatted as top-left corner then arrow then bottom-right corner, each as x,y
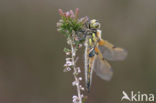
70,40 -> 82,103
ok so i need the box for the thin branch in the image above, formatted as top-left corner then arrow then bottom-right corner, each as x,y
70,40 -> 82,103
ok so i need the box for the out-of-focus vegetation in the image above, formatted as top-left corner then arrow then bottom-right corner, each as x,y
0,0 -> 156,103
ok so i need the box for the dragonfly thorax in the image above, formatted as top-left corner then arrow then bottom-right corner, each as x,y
89,48 -> 95,57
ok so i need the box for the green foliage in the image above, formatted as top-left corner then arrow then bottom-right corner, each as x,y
63,47 -> 71,53
59,17 -> 83,37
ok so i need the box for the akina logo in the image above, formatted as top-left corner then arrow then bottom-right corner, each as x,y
121,91 -> 155,102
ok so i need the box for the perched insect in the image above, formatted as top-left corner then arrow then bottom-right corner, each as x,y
83,19 -> 127,91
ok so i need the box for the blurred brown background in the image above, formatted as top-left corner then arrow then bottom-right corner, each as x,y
0,0 -> 156,103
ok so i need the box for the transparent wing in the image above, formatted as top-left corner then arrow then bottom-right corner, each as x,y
93,55 -> 113,81
84,39 -> 89,89
84,38 -> 95,91
98,40 -> 127,61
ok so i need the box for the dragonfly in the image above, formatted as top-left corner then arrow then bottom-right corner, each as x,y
82,19 -> 127,91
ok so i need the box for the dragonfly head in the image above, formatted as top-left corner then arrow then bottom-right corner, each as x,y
90,19 -> 101,29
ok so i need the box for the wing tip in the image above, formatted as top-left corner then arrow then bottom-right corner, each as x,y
120,49 -> 128,60
96,68 -> 113,81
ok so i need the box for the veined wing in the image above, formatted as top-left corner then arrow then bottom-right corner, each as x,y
93,48 -> 113,81
98,39 -> 127,61
84,38 -> 96,91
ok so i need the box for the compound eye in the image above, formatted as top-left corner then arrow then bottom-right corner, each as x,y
97,23 -> 101,28
89,19 -> 101,29
94,22 -> 100,28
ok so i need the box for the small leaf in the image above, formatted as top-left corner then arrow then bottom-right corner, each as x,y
64,48 -> 71,53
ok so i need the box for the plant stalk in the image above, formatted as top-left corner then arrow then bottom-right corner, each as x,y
70,39 -> 82,103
